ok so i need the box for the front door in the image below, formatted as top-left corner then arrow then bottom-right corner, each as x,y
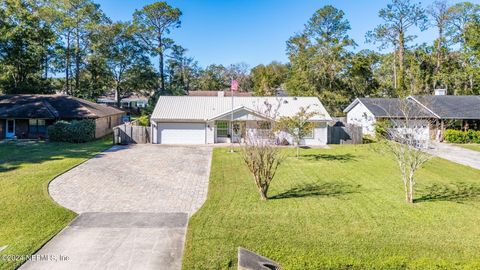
6,119 -> 15,138
231,121 -> 245,143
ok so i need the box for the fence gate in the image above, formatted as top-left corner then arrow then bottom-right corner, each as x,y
328,124 -> 363,144
113,123 -> 150,145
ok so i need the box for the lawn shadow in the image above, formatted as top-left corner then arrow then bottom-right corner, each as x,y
300,153 -> 357,162
0,139 -> 119,173
0,164 -> 19,173
415,182 -> 480,203
271,181 -> 361,200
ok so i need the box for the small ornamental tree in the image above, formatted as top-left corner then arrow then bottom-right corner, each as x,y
276,106 -> 318,158
373,99 -> 432,203
242,100 -> 284,201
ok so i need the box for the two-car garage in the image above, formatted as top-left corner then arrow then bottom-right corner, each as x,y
156,122 -> 206,144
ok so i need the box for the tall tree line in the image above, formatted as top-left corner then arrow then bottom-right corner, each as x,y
280,0 -> 480,115
0,0 -> 190,104
0,0 -> 479,116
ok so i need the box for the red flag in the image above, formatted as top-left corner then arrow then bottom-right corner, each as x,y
231,80 -> 239,91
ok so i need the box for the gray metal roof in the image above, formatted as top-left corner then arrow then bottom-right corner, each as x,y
411,95 -> 480,119
151,96 -> 332,121
345,98 -> 435,118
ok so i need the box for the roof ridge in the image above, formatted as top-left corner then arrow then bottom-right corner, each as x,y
67,96 -> 98,117
42,99 -> 60,118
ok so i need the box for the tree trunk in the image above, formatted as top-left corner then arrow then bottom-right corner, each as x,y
435,28 -> 443,76
65,32 -> 71,95
398,31 -> 406,95
259,188 -> 268,200
116,85 -> 121,108
393,49 -> 397,90
158,35 -> 165,94
407,173 -> 414,203
75,26 -> 80,94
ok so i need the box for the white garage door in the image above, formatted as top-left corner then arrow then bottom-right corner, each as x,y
158,122 -> 206,144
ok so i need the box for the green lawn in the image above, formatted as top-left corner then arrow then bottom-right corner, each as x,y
457,144 -> 480,152
0,138 -> 112,270
183,145 -> 480,270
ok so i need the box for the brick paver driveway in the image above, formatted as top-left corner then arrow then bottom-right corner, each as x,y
49,144 -> 212,214
20,145 -> 212,270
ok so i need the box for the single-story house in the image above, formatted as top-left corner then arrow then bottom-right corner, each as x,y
97,92 -> 149,111
344,91 -> 480,141
150,94 -> 332,145
187,90 -> 253,97
344,97 -> 434,135
0,94 -> 125,140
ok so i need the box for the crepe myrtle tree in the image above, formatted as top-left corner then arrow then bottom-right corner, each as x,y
373,99 -> 432,203
242,99 -> 285,201
275,106 -> 318,158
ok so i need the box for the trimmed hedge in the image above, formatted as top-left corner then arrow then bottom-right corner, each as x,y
444,129 -> 480,144
47,119 -> 96,143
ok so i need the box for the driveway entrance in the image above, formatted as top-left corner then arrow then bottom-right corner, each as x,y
427,142 -> 480,170
20,145 -> 212,270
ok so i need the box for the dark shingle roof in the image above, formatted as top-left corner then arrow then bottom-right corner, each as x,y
0,94 -> 124,119
411,95 -> 480,119
357,98 -> 435,118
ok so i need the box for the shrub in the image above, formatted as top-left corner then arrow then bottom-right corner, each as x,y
137,115 -> 150,126
444,129 -> 480,144
47,119 -> 96,143
374,119 -> 390,138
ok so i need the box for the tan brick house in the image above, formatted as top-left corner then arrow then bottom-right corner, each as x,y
0,94 -> 125,140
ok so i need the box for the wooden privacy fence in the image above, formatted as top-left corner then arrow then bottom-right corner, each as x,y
113,123 -> 150,144
328,124 -> 363,144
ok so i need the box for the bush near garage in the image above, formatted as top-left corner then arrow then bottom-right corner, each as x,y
47,119 -> 96,143
444,129 -> 480,144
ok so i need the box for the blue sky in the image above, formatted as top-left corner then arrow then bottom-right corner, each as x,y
95,0 -> 478,69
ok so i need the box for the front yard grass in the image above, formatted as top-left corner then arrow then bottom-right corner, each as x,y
456,144 -> 480,152
0,138 -> 112,270
183,145 -> 480,270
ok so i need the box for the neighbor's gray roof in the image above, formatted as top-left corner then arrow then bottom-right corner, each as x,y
411,95 -> 480,119
151,96 -> 332,121
345,98 -> 435,118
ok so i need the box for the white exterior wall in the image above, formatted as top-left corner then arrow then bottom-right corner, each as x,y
206,121 -> 215,144
151,118 -> 328,146
276,122 -> 327,146
151,122 -> 158,143
302,122 -> 328,145
346,102 -> 376,135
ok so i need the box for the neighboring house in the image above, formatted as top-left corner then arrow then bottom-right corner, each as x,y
0,94 -> 125,140
344,91 -> 480,141
150,95 -> 332,145
97,92 -> 149,112
344,98 -> 434,135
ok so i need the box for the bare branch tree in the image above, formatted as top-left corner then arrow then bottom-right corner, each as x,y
374,98 -> 433,203
275,105 -> 320,158
241,99 -> 285,201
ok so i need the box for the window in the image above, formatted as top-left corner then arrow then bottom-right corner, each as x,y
216,121 -> 229,137
29,119 -> 38,134
256,121 -> 271,130
37,119 -> 46,134
304,122 -> 315,139
29,119 -> 46,135
108,117 -> 112,128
